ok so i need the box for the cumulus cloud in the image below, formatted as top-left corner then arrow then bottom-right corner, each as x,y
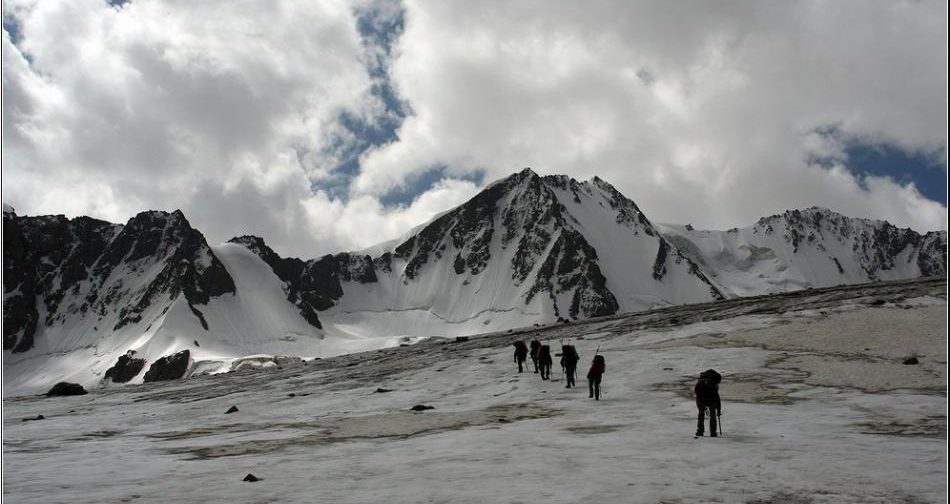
2,0 -> 946,261
358,0 -> 947,231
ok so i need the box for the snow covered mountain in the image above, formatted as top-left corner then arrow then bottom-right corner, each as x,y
2,209 -> 335,393
2,171 -> 946,394
659,207 -> 947,296
289,168 -> 724,341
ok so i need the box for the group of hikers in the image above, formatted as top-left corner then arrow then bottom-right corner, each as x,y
512,339 -> 607,400
511,339 -> 723,436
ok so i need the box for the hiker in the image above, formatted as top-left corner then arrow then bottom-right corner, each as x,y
512,341 -> 529,373
538,345 -> 553,380
694,369 -> 722,437
560,344 -> 580,388
587,354 -> 605,400
529,339 -> 542,373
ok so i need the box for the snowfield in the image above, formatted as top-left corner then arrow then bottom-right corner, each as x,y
2,277 -> 946,504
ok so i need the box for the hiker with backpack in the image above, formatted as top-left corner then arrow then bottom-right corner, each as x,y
560,344 -> 580,388
512,341 -> 529,373
694,369 -> 722,437
529,339 -> 542,373
537,344 -> 553,380
587,354 -> 606,400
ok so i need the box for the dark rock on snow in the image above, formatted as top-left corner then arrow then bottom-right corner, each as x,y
902,357 -> 920,365
3,209 -> 236,353
374,388 -> 393,393
243,474 -> 260,482
225,405 -> 239,414
410,404 -> 435,411
104,350 -> 147,383
142,350 -> 191,382
46,382 -> 88,396
22,414 -> 45,422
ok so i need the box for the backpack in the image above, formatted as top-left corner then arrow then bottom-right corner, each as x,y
700,369 -> 722,385
514,341 -> 528,352
590,354 -> 606,374
560,345 -> 578,366
530,340 -> 542,358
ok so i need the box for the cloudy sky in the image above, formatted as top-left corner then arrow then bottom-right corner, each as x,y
2,0 -> 947,258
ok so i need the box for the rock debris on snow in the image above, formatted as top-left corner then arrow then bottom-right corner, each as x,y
45,382 -> 88,397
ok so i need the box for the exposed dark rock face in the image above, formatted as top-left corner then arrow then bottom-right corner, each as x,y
394,169 -> 625,319
230,168 -> 727,322
3,209 -> 235,353
229,235 -> 380,329
525,229 -> 619,319
653,240 -> 670,281
916,232 -> 947,278
225,405 -> 239,414
104,350 -> 147,383
143,350 -> 191,382
754,208 -> 947,280
46,382 -> 88,396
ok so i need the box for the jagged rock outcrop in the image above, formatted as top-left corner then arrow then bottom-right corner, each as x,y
142,350 -> 191,382
228,236 -> 379,329
661,207 -> 947,296
104,350 -> 147,383
3,209 -> 235,353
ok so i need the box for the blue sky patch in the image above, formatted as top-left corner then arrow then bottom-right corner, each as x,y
315,0 -> 415,204
3,10 -> 22,46
380,167 -> 486,207
843,143 -> 946,205
808,127 -> 947,206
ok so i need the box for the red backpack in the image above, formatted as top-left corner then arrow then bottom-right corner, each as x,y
590,354 -> 606,374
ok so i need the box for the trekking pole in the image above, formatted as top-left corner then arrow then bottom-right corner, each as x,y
718,411 -> 723,437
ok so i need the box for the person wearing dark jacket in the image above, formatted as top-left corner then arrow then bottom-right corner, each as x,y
587,354 -> 605,400
537,345 -> 553,380
560,345 -> 580,388
529,339 -> 542,373
513,341 -> 529,373
694,369 -> 722,437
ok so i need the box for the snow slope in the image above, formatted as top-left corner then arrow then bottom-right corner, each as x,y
659,207 -> 947,296
4,173 -> 945,395
2,278 -> 945,504
312,169 -> 722,340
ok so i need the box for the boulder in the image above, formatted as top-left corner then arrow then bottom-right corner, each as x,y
143,350 -> 191,382
242,474 -> 260,482
104,350 -> 147,383
46,382 -> 88,397
902,357 -> 920,365
225,405 -> 239,414
410,404 -> 435,411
